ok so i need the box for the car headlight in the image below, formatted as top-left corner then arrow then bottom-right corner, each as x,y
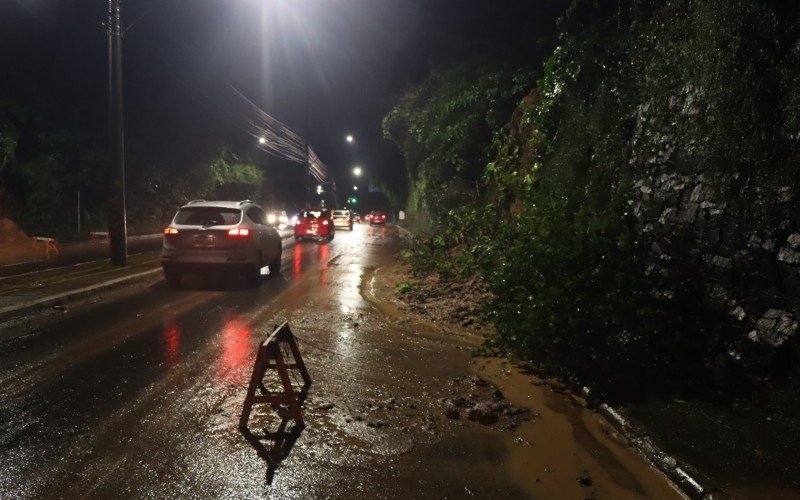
267,214 -> 277,224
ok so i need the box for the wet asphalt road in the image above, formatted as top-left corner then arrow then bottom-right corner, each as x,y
0,224 -> 682,499
0,224 -> 463,499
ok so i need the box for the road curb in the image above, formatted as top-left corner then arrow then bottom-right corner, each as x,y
591,392 -> 723,499
0,268 -> 162,324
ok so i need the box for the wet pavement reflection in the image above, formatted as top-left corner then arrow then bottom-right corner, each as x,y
0,223 -> 680,499
217,316 -> 252,385
162,319 -> 181,368
240,417 -> 304,485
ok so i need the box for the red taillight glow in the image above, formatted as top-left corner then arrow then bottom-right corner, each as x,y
322,220 -> 329,225
227,227 -> 250,237
164,227 -> 179,235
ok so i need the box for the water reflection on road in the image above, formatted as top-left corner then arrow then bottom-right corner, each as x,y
217,316 -> 252,385
162,319 -> 181,368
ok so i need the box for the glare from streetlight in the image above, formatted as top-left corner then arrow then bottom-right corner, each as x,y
346,135 -> 354,144
258,136 -> 266,145
353,185 -> 358,191
353,166 -> 362,176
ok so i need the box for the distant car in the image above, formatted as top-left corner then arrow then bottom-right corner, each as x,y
294,209 -> 335,242
331,209 -> 354,230
265,210 -> 289,229
353,213 -> 362,223
161,200 -> 282,287
368,211 -> 387,226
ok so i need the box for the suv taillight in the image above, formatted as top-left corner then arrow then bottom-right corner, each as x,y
227,227 -> 250,237
164,227 -> 179,235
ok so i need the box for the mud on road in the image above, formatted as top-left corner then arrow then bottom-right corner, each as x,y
0,226 -> 682,499
365,257 -> 683,499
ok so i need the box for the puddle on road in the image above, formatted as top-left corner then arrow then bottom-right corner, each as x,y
474,358 -> 683,499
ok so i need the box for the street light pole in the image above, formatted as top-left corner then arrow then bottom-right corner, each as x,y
108,0 -> 127,265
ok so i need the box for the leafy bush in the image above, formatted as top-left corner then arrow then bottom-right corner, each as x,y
386,0 -> 800,397
383,60 -> 536,230
485,189 -> 709,394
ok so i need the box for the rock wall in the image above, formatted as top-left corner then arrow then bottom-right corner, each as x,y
632,171 -> 799,351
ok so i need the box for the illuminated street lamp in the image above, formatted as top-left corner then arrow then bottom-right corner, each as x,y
258,136 -> 266,145
353,166 -> 362,177
353,185 -> 358,191
316,184 -> 323,195
346,135 -> 354,144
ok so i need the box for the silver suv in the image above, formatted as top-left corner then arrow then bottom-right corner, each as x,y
161,200 -> 282,287
331,209 -> 353,230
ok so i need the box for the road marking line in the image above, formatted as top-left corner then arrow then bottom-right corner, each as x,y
0,268 -> 162,319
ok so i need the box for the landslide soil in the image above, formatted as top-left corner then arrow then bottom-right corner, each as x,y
367,257 -> 683,499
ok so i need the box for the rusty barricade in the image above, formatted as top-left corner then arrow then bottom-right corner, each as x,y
240,322 -> 311,431
32,236 -> 60,260
89,231 -> 110,244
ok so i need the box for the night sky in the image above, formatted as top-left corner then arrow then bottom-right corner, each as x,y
1,0 -> 564,210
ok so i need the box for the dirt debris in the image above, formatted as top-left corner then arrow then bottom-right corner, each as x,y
391,260 -> 494,333
440,375 -> 531,430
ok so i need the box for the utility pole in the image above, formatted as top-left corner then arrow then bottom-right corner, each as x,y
108,0 -> 127,265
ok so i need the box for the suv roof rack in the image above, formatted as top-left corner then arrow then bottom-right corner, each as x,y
186,199 -> 206,205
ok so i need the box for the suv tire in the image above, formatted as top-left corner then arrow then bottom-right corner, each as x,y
268,245 -> 282,276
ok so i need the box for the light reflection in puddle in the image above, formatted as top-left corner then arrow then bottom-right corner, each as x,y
338,264 -> 363,315
162,320 -> 181,368
293,244 -> 303,279
319,243 -> 330,285
217,317 -> 252,385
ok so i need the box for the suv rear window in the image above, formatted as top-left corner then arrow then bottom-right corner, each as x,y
332,210 -> 349,216
174,207 -> 241,226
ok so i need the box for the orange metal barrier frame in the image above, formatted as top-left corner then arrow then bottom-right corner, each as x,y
32,236 -> 60,260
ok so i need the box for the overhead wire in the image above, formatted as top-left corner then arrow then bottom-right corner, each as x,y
122,1 -> 332,186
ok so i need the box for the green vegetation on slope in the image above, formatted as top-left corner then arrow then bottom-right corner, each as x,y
385,0 -> 800,399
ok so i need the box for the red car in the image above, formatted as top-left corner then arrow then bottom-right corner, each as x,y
294,209 -> 335,242
368,211 -> 387,226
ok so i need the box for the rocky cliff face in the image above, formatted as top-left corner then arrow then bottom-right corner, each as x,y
633,170 -> 799,351
497,76 -> 800,376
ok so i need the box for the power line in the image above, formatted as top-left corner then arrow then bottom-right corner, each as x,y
121,3 -> 332,187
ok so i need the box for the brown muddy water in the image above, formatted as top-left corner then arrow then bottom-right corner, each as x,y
368,256 -> 684,499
